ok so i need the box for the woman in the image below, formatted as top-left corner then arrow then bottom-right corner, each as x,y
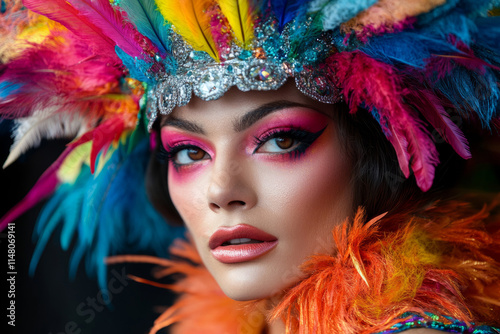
1,0 -> 499,333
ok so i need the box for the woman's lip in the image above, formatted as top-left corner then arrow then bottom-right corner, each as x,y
210,241 -> 278,264
209,224 -> 278,264
208,224 -> 277,249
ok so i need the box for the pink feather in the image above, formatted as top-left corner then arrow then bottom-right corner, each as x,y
0,31 -> 123,119
407,90 -> 471,159
0,146 -> 74,230
67,0 -> 157,59
386,123 -> 410,178
23,0 -> 120,63
327,51 -> 439,191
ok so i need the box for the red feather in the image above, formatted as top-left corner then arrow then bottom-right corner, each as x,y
69,116 -> 126,174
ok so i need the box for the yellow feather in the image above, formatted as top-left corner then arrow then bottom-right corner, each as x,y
57,142 -> 91,184
155,0 -> 219,61
218,0 -> 255,48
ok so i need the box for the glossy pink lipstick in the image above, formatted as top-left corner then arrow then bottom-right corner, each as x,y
209,224 -> 278,264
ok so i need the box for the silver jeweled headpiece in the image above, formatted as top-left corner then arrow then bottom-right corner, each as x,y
146,17 -> 343,129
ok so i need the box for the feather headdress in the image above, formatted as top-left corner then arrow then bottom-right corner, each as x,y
0,0 -> 499,290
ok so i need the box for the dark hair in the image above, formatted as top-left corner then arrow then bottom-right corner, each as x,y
146,102 -> 464,226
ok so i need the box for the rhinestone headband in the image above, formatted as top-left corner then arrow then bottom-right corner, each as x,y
146,17 -> 343,129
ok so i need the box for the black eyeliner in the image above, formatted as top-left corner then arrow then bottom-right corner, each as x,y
252,126 -> 327,159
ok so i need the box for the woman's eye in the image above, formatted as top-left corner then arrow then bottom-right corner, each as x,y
174,147 -> 209,165
258,136 -> 298,153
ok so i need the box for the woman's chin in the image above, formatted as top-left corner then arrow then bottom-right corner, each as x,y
208,262 -> 303,301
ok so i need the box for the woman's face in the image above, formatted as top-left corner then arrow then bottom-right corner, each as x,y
161,83 -> 353,300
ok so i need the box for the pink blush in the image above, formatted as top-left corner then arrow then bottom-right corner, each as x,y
168,161 -> 208,184
160,128 -> 214,182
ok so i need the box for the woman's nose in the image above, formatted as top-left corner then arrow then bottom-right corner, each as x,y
206,158 -> 257,213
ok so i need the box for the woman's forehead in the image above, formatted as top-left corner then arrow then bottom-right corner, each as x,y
163,82 -> 334,124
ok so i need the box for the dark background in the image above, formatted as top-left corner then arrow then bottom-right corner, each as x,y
0,120 -> 175,334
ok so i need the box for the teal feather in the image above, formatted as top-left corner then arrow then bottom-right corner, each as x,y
29,124 -> 185,289
308,0 -> 377,30
116,0 -> 172,56
115,46 -> 155,83
0,82 -> 22,99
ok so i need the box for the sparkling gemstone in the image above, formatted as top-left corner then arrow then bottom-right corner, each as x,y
282,62 -> 293,75
304,49 -> 317,62
254,47 -> 266,59
238,50 -> 252,60
313,76 -> 330,95
197,72 -> 222,97
249,65 -> 271,81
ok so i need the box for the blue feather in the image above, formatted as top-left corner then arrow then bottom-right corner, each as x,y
419,11 -> 477,45
0,81 -> 22,99
418,0 -> 493,26
30,125 -> 186,290
362,32 -> 460,68
270,0 -> 309,31
115,46 -> 154,83
435,67 -> 499,128
474,17 -> 500,52
308,0 -> 377,30
116,0 -> 172,55
417,0 -> 461,25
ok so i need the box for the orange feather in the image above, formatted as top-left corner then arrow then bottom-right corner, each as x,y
113,199 -> 500,333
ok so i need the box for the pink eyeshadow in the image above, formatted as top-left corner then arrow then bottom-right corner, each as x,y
160,128 -> 213,155
244,108 -> 330,151
252,108 -> 328,138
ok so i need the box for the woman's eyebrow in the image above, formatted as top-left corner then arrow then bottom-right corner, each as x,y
162,117 -> 206,135
161,100 -> 310,134
233,100 -> 309,132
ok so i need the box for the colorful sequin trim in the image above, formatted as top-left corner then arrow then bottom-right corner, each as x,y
377,312 -> 500,333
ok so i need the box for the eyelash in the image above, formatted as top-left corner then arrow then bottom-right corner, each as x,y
157,143 -> 205,170
252,127 -> 326,160
157,126 -> 326,168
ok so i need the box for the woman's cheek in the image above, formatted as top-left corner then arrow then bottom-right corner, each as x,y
167,160 -> 209,184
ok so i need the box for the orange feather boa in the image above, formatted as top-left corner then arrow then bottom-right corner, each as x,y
109,199 -> 500,333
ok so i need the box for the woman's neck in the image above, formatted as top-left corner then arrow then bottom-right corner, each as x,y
267,319 -> 286,334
